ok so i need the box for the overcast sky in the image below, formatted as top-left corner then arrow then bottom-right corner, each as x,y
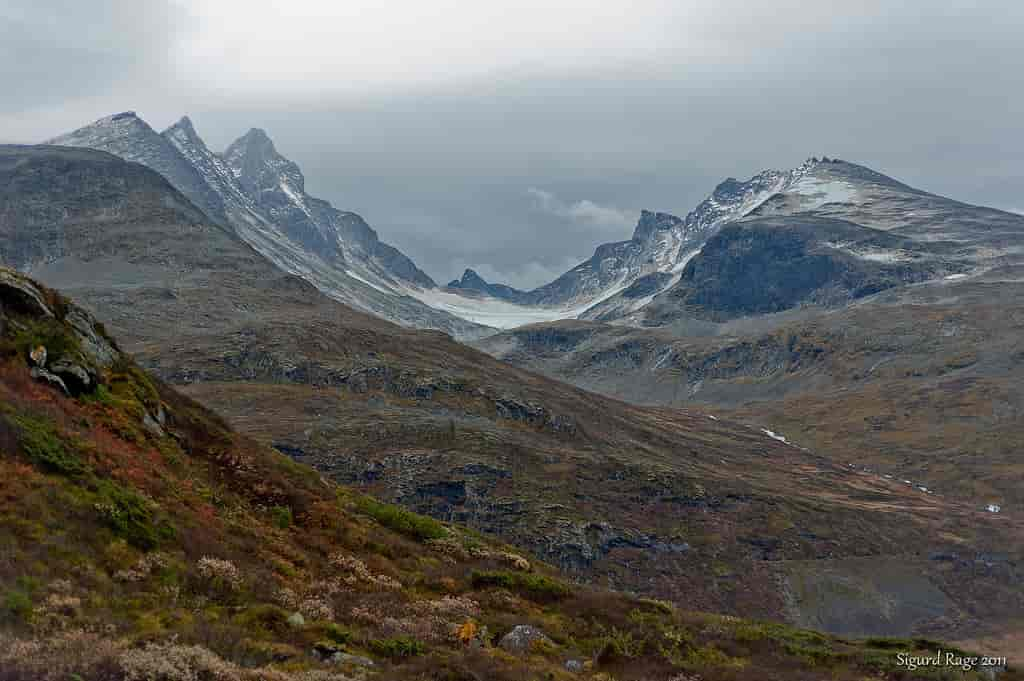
3,0 -> 1023,288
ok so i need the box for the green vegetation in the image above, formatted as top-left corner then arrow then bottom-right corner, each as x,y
8,412 -> 87,476
470,569 -> 571,602
94,479 -> 172,551
369,636 -> 426,659
270,505 -> 293,529
12,317 -> 81,366
355,495 -> 447,541
2,578 -> 36,623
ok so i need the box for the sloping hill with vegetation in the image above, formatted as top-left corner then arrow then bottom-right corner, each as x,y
3,145 -> 1023,650
6,271 -> 1018,680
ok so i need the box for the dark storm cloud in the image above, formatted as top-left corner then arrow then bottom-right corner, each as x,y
3,1 -> 1022,288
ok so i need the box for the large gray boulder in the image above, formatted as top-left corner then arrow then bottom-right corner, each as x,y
498,625 -> 552,654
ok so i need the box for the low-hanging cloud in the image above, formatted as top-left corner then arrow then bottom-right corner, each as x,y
527,188 -> 635,232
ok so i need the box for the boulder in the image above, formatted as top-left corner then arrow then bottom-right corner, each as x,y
50,361 -> 94,396
0,269 -> 54,319
65,307 -> 118,367
328,651 -> 375,668
498,624 -> 552,654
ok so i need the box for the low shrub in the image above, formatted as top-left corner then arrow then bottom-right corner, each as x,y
94,480 -> 172,551
270,505 -> 293,529
469,570 -> 570,602
10,413 -> 87,476
369,635 -> 425,659
355,496 -> 447,541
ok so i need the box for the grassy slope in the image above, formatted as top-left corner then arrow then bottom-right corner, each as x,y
1,285 -> 1016,681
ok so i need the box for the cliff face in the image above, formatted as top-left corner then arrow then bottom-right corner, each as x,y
654,215 -> 959,321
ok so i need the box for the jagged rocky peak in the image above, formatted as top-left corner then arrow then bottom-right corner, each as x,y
46,111 -> 228,226
631,210 -> 685,242
222,127 -> 303,195
164,115 -> 203,146
457,268 -> 490,289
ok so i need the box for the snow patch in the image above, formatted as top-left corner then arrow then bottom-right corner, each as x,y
790,176 -> 859,209
345,269 -> 392,295
761,428 -> 792,445
403,279 -> 631,329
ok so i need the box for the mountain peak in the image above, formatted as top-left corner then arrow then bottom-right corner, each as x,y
632,209 -> 684,242
46,111 -> 151,145
46,111 -> 229,225
163,115 -> 204,147
461,268 -> 487,286
233,127 -> 275,152
170,115 -> 195,133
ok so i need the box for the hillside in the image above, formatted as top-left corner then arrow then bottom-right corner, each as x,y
6,270 -> 1018,679
2,145 -> 1022,650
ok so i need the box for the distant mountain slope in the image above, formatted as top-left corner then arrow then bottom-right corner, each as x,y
221,127 -> 436,289
46,113 -> 487,339
448,157 -> 1024,327
647,214 -> 963,322
3,144 -> 1023,646
444,268 -> 533,303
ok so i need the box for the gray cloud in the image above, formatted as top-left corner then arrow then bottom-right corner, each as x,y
527,188 -> 635,232
3,1 -> 1023,289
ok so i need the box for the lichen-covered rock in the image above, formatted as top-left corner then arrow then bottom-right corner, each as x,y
498,624 -> 552,654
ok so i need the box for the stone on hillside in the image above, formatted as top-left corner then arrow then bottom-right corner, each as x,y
65,307 -> 118,367
286,612 -> 305,628
498,624 -> 552,654
0,269 -> 54,319
328,651 -> 375,668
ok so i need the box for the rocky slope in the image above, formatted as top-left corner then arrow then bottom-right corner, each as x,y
648,215 -> 962,321
450,157 -> 1024,326
440,159 -> 824,319
46,113 -> 488,340
3,144 -> 1023,651
11,268 -> 993,680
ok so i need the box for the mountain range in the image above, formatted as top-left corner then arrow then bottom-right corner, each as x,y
47,112 -> 488,340
46,114 -> 1024,338
5,141 -> 1023,658
4,106 -> 1024,670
